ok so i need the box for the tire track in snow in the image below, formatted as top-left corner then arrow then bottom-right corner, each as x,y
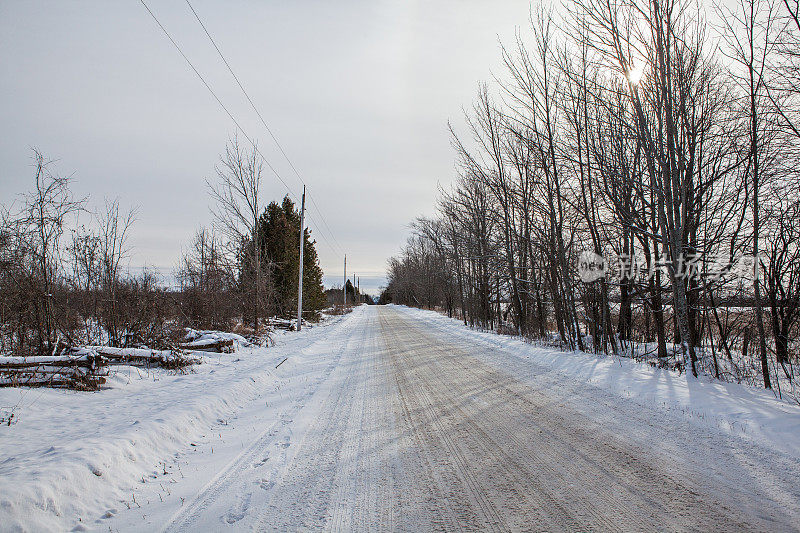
379,307 -> 795,531
161,315 -> 358,532
255,310 -> 400,530
381,311 -> 507,531
162,306 -> 800,531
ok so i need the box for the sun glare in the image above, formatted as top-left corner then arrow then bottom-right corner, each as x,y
627,66 -> 644,84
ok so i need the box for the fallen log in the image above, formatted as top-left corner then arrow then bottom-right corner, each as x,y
0,354 -> 104,366
91,346 -> 200,369
178,338 -> 234,353
0,373 -> 106,390
0,359 -> 99,370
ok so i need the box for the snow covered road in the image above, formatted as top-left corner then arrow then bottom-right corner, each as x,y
5,304 -> 800,531
157,306 -> 800,530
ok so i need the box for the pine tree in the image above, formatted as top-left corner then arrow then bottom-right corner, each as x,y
255,196 -> 326,319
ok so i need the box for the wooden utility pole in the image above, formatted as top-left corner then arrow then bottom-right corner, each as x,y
296,186 -> 305,331
343,255 -> 347,308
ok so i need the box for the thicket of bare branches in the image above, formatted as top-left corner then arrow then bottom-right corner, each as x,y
0,151 -> 174,356
1,140 -> 329,358
177,228 -> 238,331
385,0 -> 800,395
1,151 -> 81,356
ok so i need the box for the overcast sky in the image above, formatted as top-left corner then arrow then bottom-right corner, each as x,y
1,0 -> 533,295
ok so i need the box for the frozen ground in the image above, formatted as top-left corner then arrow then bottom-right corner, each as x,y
2,305 -> 800,531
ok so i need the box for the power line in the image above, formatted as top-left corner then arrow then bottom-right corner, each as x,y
140,0 -> 343,261
308,196 -> 344,255
184,0 -> 299,183
140,0 -> 345,264
184,0 -> 345,256
138,0 -> 297,200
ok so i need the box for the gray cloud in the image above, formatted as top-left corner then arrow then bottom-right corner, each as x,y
1,0 -> 531,289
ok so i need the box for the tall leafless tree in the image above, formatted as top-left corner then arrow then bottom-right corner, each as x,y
207,136 -> 265,333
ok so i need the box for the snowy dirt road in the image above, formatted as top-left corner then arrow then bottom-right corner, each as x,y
130,304 -> 800,532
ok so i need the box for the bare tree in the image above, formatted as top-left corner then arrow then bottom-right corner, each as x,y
718,0 -> 782,387
97,198 -> 136,347
66,224 -> 102,344
207,136 -> 265,333
178,227 -> 236,329
763,184 -> 800,384
17,150 -> 85,354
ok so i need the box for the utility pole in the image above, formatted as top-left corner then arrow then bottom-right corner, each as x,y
296,186 -> 305,331
343,255 -> 347,308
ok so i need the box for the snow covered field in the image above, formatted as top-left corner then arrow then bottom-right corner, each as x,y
2,305 -> 800,531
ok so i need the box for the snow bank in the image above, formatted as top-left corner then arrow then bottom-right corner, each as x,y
0,311 -> 355,532
395,305 -> 800,460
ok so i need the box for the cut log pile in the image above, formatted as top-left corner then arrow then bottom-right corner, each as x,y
0,328 -> 250,390
0,346 -> 201,390
181,329 -> 248,352
0,352 -> 107,390
90,347 -> 202,370
179,338 -> 235,353
266,317 -> 313,331
268,318 -> 297,331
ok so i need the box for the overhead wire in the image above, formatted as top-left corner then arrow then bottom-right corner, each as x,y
183,0 -> 345,257
139,0 -> 344,259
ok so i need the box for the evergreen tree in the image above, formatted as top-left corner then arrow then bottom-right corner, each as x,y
255,196 -> 326,319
